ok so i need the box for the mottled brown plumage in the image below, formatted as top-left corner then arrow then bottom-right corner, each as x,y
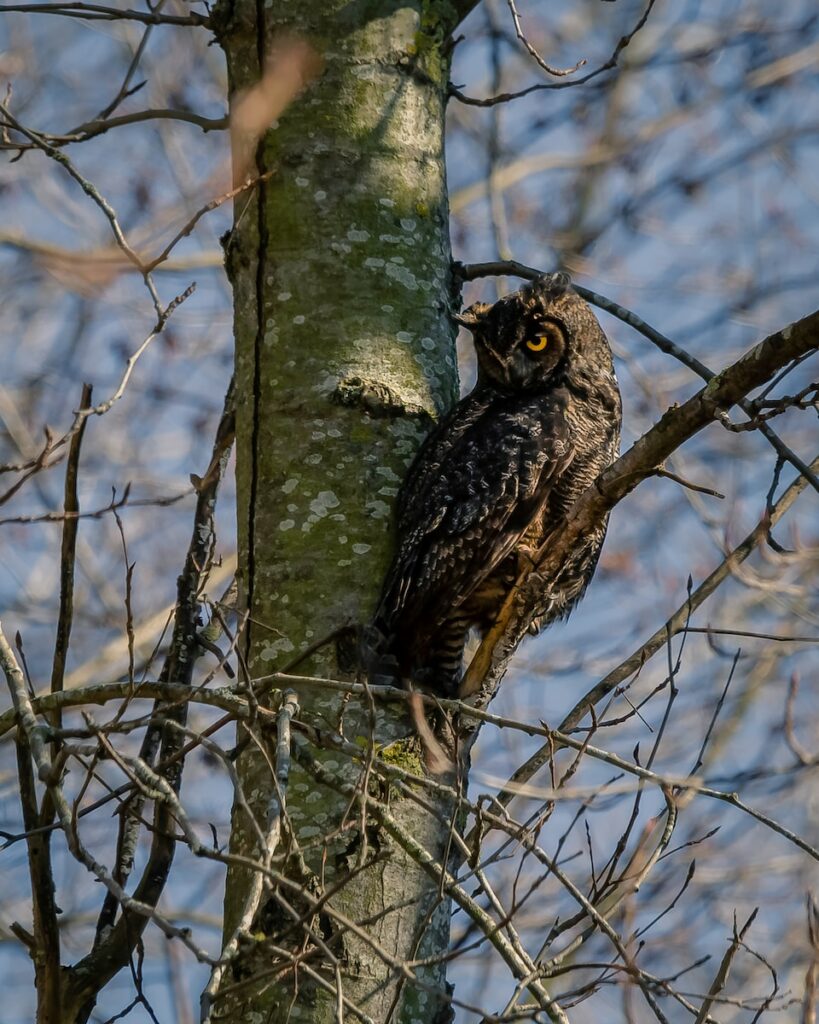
372,273 -> 621,696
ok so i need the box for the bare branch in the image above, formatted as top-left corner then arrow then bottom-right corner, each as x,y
0,3 -> 209,27
452,0 -> 658,105
88,283 -> 196,415
144,173 -> 275,273
0,109 -> 228,151
504,0 -> 586,78
0,99 -> 163,314
13,730 -> 62,1021
49,383 -> 93,719
0,485 -> 191,526
694,910 -> 759,1024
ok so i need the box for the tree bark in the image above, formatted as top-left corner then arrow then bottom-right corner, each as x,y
214,2 -> 461,1021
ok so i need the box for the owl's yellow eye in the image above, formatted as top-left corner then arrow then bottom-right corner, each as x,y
526,335 -> 549,352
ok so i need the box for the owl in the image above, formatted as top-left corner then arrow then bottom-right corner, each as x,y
371,273 -> 621,698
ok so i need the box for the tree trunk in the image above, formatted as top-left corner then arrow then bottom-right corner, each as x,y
214,2 -> 460,1020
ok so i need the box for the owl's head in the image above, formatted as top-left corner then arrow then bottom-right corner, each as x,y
456,273 -> 612,393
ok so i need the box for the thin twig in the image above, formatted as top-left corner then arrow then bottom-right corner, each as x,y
655,466 -> 725,499
681,627 -> 818,643
90,284 -> 196,415
0,485 -> 191,526
50,383 -> 93,729
453,0 -> 658,105
0,3 -> 208,27
144,172 -> 275,273
0,99 -> 164,316
505,0 -> 586,77
694,910 -> 759,1024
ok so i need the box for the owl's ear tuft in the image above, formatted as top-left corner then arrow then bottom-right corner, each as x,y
524,272 -> 572,310
454,302 -> 492,329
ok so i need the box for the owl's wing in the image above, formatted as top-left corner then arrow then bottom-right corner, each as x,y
377,396 -> 573,643
395,390 -> 492,533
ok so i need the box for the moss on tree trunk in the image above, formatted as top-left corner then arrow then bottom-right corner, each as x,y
214,1 -> 461,1020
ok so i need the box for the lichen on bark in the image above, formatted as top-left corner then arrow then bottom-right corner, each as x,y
215,1 -> 461,1020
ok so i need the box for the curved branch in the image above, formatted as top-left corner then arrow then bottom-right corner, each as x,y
504,0 -> 587,78
0,3 -> 209,27
451,0 -> 658,105
0,109 -> 228,151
